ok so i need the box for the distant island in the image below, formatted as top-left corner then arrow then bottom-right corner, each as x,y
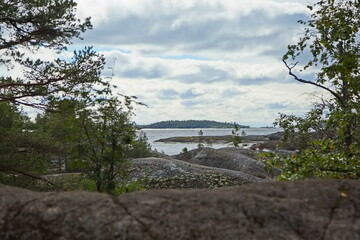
139,120 -> 250,129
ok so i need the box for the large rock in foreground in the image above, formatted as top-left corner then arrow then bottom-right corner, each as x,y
1,180 -> 359,240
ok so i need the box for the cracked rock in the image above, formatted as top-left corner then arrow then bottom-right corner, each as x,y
0,179 -> 359,240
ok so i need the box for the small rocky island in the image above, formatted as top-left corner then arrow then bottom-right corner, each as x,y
155,132 -> 282,144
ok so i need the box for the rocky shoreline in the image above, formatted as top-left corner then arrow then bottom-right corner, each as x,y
155,134 -> 276,144
154,131 -> 285,149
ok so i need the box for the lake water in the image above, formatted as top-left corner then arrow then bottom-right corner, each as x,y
140,128 -> 280,155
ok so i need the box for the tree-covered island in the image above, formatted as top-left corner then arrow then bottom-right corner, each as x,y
139,120 -> 250,129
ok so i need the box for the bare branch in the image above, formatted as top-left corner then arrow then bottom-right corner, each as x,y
0,166 -> 57,187
0,77 -> 62,89
283,59 -> 343,104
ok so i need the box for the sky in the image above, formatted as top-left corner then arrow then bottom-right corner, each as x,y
69,0 -> 323,127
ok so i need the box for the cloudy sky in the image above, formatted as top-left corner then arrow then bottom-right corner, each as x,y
71,0 -> 321,127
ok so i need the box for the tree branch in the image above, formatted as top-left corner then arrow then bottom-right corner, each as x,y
0,166 -> 57,186
0,76 -> 65,89
283,59 -> 343,104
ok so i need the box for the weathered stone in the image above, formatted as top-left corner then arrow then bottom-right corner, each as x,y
267,131 -> 284,141
125,157 -> 265,189
0,179 -> 359,240
175,147 -> 271,178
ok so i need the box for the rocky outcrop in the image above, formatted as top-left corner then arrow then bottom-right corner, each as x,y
125,157 -> 265,189
267,131 -> 284,140
1,179 -> 359,240
174,147 -> 272,178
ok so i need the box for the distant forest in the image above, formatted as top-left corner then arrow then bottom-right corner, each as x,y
139,120 -> 250,129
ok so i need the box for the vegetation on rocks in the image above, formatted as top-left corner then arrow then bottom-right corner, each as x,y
123,157 -> 265,190
145,172 -> 236,189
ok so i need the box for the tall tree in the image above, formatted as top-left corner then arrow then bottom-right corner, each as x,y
0,1 -> 151,192
268,0 -> 360,179
0,102 -> 54,188
71,97 -> 136,194
33,99 -> 80,172
0,0 -> 109,109
32,97 -> 152,193
0,0 -> 109,188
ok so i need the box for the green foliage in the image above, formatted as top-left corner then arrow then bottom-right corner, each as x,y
0,0 -> 108,109
58,174 -> 98,192
0,0 -> 91,56
113,180 -> 147,195
63,97 -> 136,194
231,124 -> 243,147
0,102 -> 51,184
180,147 -> 191,161
35,173 -> 146,194
0,1 -> 152,193
0,0 -> 97,186
26,94 -> 152,195
268,0 -> 360,180
32,96 -> 150,194
260,141 -> 358,180
32,99 -> 81,173
126,131 -> 153,158
197,129 -> 204,149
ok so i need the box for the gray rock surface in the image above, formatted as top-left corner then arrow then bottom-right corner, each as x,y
1,179 -> 359,240
126,157 -> 265,189
175,147 -> 271,178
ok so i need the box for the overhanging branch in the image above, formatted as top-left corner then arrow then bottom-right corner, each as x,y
283,59 -> 343,104
0,76 -> 65,89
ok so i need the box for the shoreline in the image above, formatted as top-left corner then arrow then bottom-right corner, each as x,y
155,132 -> 282,144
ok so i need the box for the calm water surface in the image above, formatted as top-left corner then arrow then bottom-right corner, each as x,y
140,128 -> 280,155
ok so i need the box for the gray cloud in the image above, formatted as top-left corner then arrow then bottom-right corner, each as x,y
159,89 -> 179,100
235,77 -> 279,85
221,88 -> 248,97
159,88 -> 203,100
78,2 -> 308,59
266,103 -> 288,109
174,65 -> 231,83
122,64 -> 168,79
181,100 -> 200,107
180,90 -> 202,99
